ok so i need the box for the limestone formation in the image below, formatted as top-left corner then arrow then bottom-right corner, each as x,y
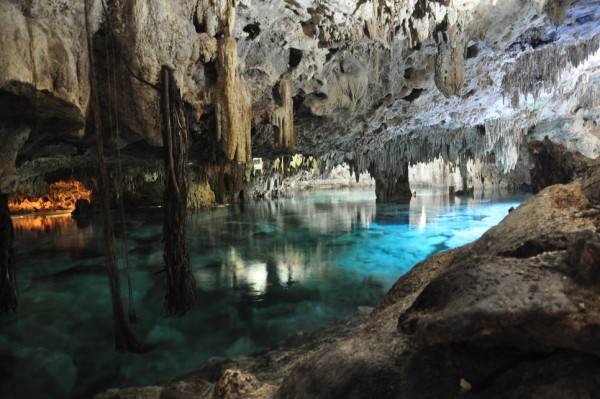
0,122 -> 31,194
0,1 -> 98,137
212,369 -> 261,399
528,136 -> 591,193
434,23 -> 467,98
0,0 -> 597,202
270,73 -> 296,153
369,161 -> 412,202
1,0 -> 600,392
215,14 -> 252,163
93,160 -> 600,398
502,33 -> 600,107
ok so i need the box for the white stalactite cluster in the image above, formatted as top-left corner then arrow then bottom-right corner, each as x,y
347,115 -> 527,182
502,34 -> 600,107
482,118 -> 528,172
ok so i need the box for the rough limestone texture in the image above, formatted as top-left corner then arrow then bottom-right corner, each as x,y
94,161 -> 600,398
215,35 -> 252,163
0,0 -> 102,136
528,136 -> 592,193
270,73 -> 296,153
0,122 -> 31,194
434,22 -> 467,98
1,0 -> 599,202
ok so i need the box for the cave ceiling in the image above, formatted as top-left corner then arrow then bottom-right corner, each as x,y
0,0 -> 599,180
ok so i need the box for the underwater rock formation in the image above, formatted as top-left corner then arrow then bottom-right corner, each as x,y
94,151 -> 600,399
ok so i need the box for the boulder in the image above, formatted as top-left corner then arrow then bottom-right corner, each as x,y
528,136 -> 591,193
278,181 -> 600,398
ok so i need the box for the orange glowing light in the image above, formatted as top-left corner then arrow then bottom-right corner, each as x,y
11,213 -> 77,235
9,180 -> 92,214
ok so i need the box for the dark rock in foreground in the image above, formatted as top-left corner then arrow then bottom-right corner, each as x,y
528,136 -> 591,193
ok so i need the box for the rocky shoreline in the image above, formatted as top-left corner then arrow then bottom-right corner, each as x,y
94,148 -> 600,398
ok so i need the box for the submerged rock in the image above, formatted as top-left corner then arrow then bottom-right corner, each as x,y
93,164 -> 600,398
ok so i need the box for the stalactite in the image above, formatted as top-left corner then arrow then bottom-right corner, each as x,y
160,66 -> 197,316
368,160 -> 412,202
434,22 -> 467,98
0,194 -> 16,315
502,34 -> 600,107
563,73 -> 600,109
270,73 -> 296,153
483,118 -> 528,172
85,0 -> 152,353
215,0 -> 252,164
347,115 -> 526,184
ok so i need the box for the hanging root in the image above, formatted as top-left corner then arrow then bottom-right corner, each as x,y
0,194 -> 17,315
85,0 -> 153,353
160,66 -> 197,316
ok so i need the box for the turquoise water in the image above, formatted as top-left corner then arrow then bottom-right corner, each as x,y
0,188 -> 528,398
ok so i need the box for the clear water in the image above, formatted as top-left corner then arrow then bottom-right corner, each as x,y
0,188 -> 529,399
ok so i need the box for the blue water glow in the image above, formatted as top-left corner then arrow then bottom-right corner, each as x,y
0,188 -> 528,398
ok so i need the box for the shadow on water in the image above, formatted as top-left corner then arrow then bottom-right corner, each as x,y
1,188 -> 529,399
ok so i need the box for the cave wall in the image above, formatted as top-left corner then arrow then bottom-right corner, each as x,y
0,0 -> 599,205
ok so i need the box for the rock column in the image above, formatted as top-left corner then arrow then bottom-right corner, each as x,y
369,161 -> 412,202
0,121 -> 30,315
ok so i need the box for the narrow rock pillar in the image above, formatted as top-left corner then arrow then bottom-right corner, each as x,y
369,161 -> 412,202
0,121 -> 30,315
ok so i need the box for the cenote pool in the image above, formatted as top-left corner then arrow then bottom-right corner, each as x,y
1,188 -> 529,398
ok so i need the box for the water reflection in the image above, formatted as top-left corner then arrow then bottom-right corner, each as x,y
2,188 -> 528,399
12,213 -> 78,235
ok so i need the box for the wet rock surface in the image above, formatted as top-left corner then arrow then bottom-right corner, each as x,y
94,162 -> 600,398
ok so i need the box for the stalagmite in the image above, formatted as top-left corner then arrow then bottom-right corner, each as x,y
270,73 -> 296,153
215,0 -> 252,164
160,65 -> 197,316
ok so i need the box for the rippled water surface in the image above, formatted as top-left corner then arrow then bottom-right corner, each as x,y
1,188 -> 529,398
